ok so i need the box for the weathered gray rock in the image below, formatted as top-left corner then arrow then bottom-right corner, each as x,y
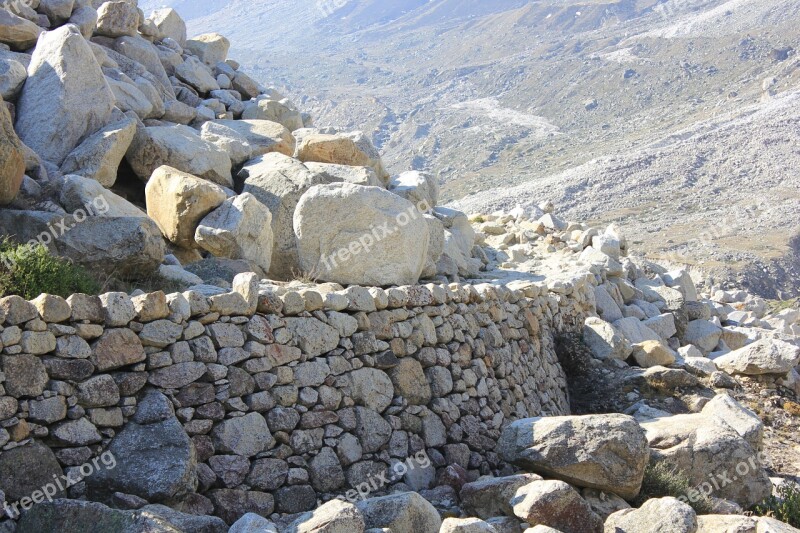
387,357 -> 432,405
0,442 -> 64,503
195,193 -> 274,273
127,125 -> 233,187
16,25 -> 115,165
498,414 -> 649,499
714,339 -> 800,375
213,412 -> 274,457
583,317 -> 631,360
356,492 -> 442,533
58,174 -> 145,218
511,480 -> 603,533
0,94 -> 24,205
605,497 -> 697,533
88,390 -> 197,503
61,114 -> 137,187
176,56 -> 220,94
284,317 -> 339,358
440,517 -> 497,533
640,400 -> 771,507
16,500 -> 184,533
460,474 -> 542,519
0,56 -> 27,100
337,368 -> 394,413
240,153 -> 336,279
294,182 -> 430,286
2,354 -> 49,397
229,513 -> 278,533
199,121 -> 256,166
683,319 -> 723,355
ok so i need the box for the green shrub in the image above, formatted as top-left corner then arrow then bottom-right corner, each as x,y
634,462 -> 714,515
0,240 -> 99,300
755,482 -> 800,527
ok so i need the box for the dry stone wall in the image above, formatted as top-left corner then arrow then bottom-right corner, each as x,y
0,276 -> 592,521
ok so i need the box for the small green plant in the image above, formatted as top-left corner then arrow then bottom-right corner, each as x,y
0,240 -> 99,300
754,482 -> 800,527
634,462 -> 714,515
472,215 -> 486,224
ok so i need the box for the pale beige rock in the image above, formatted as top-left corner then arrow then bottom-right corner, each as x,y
304,162 -> 382,188
0,95 -> 24,205
127,124 -> 233,187
632,340 -> 676,368
240,153 -> 336,279
31,294 -> 71,323
242,98 -> 303,131
145,166 -> 228,249
195,193 -> 274,274
58,174 -> 146,218
511,480 -> 603,533
294,182 -> 430,286
389,170 -> 439,211
714,339 -> 800,375
295,132 -> 389,184
96,1 -> 140,37
185,33 -> 230,66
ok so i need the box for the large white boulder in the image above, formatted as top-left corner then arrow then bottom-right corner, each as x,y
294,182 -> 430,286
195,193 -> 274,274
127,124 -> 233,187
58,175 -> 145,219
16,25 -> 115,165
185,33 -> 230,66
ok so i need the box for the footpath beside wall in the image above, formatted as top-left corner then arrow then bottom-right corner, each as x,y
0,274 -> 593,523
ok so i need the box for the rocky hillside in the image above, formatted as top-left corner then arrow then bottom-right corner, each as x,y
0,2 -> 799,533
164,0 -> 800,297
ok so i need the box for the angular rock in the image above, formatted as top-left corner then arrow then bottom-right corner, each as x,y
0,442 -> 64,503
284,317 -> 340,358
88,390 -> 197,503
683,319 -> 723,355
212,412 -> 274,457
214,119 -> 295,158
61,113 -> 137,187
16,500 -> 185,533
387,358 -> 432,405
240,152 -> 335,279
389,171 -> 439,211
0,9 -> 42,50
2,354 -> 48,397
605,497 -> 697,533
511,480 -> 603,533
145,165 -> 228,249
583,317 -> 631,360
128,125 -> 233,187
632,340 -> 676,368
185,33 -> 230,66
305,162 -> 382,188
195,193 -> 274,273
150,8 -> 187,46
498,414 -> 649,499
58,174 -> 145,218
356,492 -> 441,533
16,25 -> 114,165
242,97 -> 303,131
296,131 -> 389,184
714,339 -> 800,375
295,182 -> 430,286
460,474 -> 542,519
96,1 -> 140,37
92,328 -> 147,371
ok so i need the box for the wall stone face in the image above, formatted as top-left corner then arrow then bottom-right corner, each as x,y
0,278 -> 592,519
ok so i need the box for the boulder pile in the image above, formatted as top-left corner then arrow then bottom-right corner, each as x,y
0,2 -> 475,289
0,2 -> 799,533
